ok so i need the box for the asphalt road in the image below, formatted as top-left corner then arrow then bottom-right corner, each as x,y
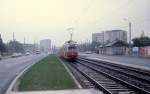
80,53 -> 150,70
0,54 -> 47,94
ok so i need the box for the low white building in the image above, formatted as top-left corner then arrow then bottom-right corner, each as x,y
98,40 -> 127,55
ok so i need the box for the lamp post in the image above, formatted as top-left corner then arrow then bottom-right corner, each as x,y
124,18 -> 132,55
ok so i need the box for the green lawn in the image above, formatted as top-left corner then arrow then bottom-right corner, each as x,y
18,54 -> 77,91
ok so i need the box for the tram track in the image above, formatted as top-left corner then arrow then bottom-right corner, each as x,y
75,57 -> 150,94
62,59 -> 96,89
79,57 -> 150,83
62,57 -> 150,94
70,61 -> 135,94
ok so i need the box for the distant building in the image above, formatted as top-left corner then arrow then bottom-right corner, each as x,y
104,30 -> 127,43
93,30 -> 128,55
24,44 -> 39,53
92,30 -> 127,44
40,39 -> 51,53
98,40 -> 128,55
92,33 -> 104,43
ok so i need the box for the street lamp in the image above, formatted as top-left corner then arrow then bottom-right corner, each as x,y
124,18 -> 132,55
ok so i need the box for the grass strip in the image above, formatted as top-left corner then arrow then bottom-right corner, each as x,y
18,54 -> 77,91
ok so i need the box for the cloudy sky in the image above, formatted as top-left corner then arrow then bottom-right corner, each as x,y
0,0 -> 150,46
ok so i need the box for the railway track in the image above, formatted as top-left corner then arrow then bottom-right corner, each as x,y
73,57 -> 150,94
62,58 -> 96,89
71,63 -> 135,94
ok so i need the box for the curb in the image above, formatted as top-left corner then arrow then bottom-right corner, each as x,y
56,56 -> 82,89
87,57 -> 150,72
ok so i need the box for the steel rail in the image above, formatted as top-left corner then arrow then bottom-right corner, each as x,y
70,63 -> 113,94
79,57 -> 150,75
78,58 -> 150,84
77,60 -> 150,94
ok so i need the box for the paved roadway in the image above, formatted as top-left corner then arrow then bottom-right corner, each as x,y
0,54 -> 47,94
80,53 -> 150,70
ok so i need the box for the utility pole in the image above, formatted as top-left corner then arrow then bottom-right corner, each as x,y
129,22 -> 132,55
70,33 -> 73,41
13,32 -> 15,53
129,22 -> 131,48
102,31 -> 105,54
124,19 -> 132,55
67,28 -> 74,41
13,32 -> 15,41
23,37 -> 26,53
141,30 -> 145,37
24,37 -> 26,44
0,34 -> 2,55
34,40 -> 36,51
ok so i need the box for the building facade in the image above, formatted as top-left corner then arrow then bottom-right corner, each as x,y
24,44 -> 39,53
92,33 -> 104,44
40,39 -> 51,53
104,30 -> 127,43
92,30 -> 127,44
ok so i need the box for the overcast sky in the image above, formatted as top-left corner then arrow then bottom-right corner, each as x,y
0,0 -> 150,46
